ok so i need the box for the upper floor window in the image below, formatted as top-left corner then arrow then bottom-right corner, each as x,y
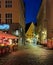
5,13 -> 12,24
0,1 -> 1,8
0,14 -> 1,23
5,0 -> 12,8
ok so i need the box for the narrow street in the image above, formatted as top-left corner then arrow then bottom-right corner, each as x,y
0,45 -> 53,65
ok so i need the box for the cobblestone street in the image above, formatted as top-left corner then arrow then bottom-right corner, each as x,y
0,45 -> 53,65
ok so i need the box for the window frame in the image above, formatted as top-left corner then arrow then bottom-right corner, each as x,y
5,13 -> 12,24
0,1 -> 1,8
5,0 -> 12,8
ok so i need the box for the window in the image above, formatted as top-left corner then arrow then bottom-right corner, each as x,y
5,13 -> 12,24
0,1 -> 1,8
5,0 -> 12,8
0,14 -> 1,23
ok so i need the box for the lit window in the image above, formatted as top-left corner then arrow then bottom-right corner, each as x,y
0,14 -> 1,23
5,13 -> 12,24
5,0 -> 12,8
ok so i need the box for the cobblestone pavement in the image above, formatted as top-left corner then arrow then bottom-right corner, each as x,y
0,45 -> 53,65
0,52 -> 17,65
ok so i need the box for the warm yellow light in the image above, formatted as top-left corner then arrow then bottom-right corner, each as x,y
42,31 -> 47,35
26,38 -> 32,43
1,44 -> 4,46
9,39 -> 12,45
13,43 -> 15,45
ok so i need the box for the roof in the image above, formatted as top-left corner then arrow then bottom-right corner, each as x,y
25,22 -> 37,33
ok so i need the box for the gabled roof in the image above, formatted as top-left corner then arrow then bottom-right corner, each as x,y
25,22 -> 35,38
25,22 -> 37,33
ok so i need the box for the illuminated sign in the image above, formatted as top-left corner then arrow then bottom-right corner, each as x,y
0,24 -> 10,30
12,30 -> 19,36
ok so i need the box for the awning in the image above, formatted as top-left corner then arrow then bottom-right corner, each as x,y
0,31 -> 18,39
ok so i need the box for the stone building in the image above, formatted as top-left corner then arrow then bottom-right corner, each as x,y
0,0 -> 25,44
46,0 -> 53,39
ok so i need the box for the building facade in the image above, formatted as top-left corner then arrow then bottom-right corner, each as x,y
46,0 -> 53,39
25,22 -> 35,39
37,0 -> 47,44
0,0 -> 25,44
38,0 -> 53,40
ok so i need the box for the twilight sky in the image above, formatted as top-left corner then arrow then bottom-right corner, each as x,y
23,0 -> 42,24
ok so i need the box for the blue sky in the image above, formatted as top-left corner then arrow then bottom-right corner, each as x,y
23,0 -> 42,24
